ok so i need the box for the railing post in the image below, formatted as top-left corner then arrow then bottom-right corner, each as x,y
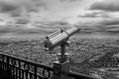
34,66 -> 37,79
53,60 -> 70,79
53,43 -> 70,79
7,57 -> 10,79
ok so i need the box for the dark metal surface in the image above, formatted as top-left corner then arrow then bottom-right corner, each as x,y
0,53 -> 53,79
67,71 -> 96,79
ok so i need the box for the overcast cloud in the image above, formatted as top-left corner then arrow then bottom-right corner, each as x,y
0,0 -> 46,17
90,0 -> 119,12
0,0 -> 119,36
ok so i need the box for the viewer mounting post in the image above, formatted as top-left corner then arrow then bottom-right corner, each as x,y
44,26 -> 80,79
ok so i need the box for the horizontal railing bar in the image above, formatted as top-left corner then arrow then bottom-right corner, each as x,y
61,70 -> 96,79
0,53 -> 53,71
68,71 -> 96,79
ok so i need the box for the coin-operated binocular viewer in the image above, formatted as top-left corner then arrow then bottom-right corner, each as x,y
44,26 -> 80,63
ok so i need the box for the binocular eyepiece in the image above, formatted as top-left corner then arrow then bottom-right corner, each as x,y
44,26 -> 80,50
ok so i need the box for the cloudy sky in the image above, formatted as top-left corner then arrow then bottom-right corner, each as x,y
0,0 -> 101,22
0,0 -> 96,23
0,0 -> 119,37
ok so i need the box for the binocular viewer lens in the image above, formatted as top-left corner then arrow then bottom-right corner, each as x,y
44,26 -> 80,50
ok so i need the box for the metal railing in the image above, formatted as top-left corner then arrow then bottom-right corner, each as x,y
0,53 -> 53,79
0,53 -> 96,79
